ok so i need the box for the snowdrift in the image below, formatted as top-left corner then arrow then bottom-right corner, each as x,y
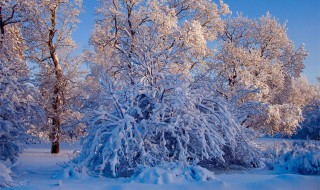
132,164 -> 216,184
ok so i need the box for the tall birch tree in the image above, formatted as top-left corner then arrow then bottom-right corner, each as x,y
25,0 -> 83,154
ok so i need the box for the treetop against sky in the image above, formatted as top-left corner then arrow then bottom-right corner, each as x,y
73,0 -> 320,83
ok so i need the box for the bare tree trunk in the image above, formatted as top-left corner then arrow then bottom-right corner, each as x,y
228,69 -> 237,94
51,139 -> 60,154
49,5 -> 63,154
0,7 -> 4,41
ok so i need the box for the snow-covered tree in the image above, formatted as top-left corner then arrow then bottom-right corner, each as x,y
0,0 -> 32,36
74,0 -> 260,177
294,101 -> 320,140
0,1 -> 44,164
214,13 -> 310,136
292,78 -> 320,140
24,0 -> 84,153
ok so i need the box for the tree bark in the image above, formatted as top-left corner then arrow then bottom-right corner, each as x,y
49,5 -> 63,154
0,7 -> 4,35
51,141 -> 60,154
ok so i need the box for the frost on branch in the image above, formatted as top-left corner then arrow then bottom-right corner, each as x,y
266,141 -> 320,175
75,70 -> 260,177
23,0 -> 85,148
0,24 -> 44,164
292,81 -> 320,140
74,0 -> 260,177
76,75 -> 220,177
0,163 -> 13,187
215,13 -> 310,136
296,100 -> 320,140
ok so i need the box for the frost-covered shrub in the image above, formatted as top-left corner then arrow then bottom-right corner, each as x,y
266,141 -> 320,175
292,100 -> 320,140
74,74 -> 261,177
0,28 -> 44,163
0,163 -> 13,187
196,93 -> 262,169
0,61 -> 44,163
0,121 -> 27,163
76,79 -> 222,177
75,0 -> 261,178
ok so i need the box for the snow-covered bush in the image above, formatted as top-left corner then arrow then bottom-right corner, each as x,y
195,85 -> 262,168
0,25 -> 44,164
74,0 -> 260,178
266,141 -> 320,175
74,71 -> 261,177
292,100 -> 320,140
0,68 -> 43,163
0,163 -> 13,187
75,76 -> 222,177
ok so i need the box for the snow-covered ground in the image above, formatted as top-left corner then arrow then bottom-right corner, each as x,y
5,139 -> 320,190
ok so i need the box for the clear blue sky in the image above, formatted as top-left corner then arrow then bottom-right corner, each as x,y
74,0 -> 320,83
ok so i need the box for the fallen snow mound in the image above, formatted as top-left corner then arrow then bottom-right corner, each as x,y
0,163 -> 13,187
132,163 -> 216,184
268,141 -> 320,175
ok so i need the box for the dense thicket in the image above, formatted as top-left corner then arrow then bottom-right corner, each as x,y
73,0 -> 261,177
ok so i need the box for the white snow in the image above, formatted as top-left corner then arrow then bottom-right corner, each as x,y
5,139 -> 320,190
0,163 -> 13,187
133,164 -> 216,184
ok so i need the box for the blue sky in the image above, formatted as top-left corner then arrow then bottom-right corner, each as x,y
74,0 -> 320,83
